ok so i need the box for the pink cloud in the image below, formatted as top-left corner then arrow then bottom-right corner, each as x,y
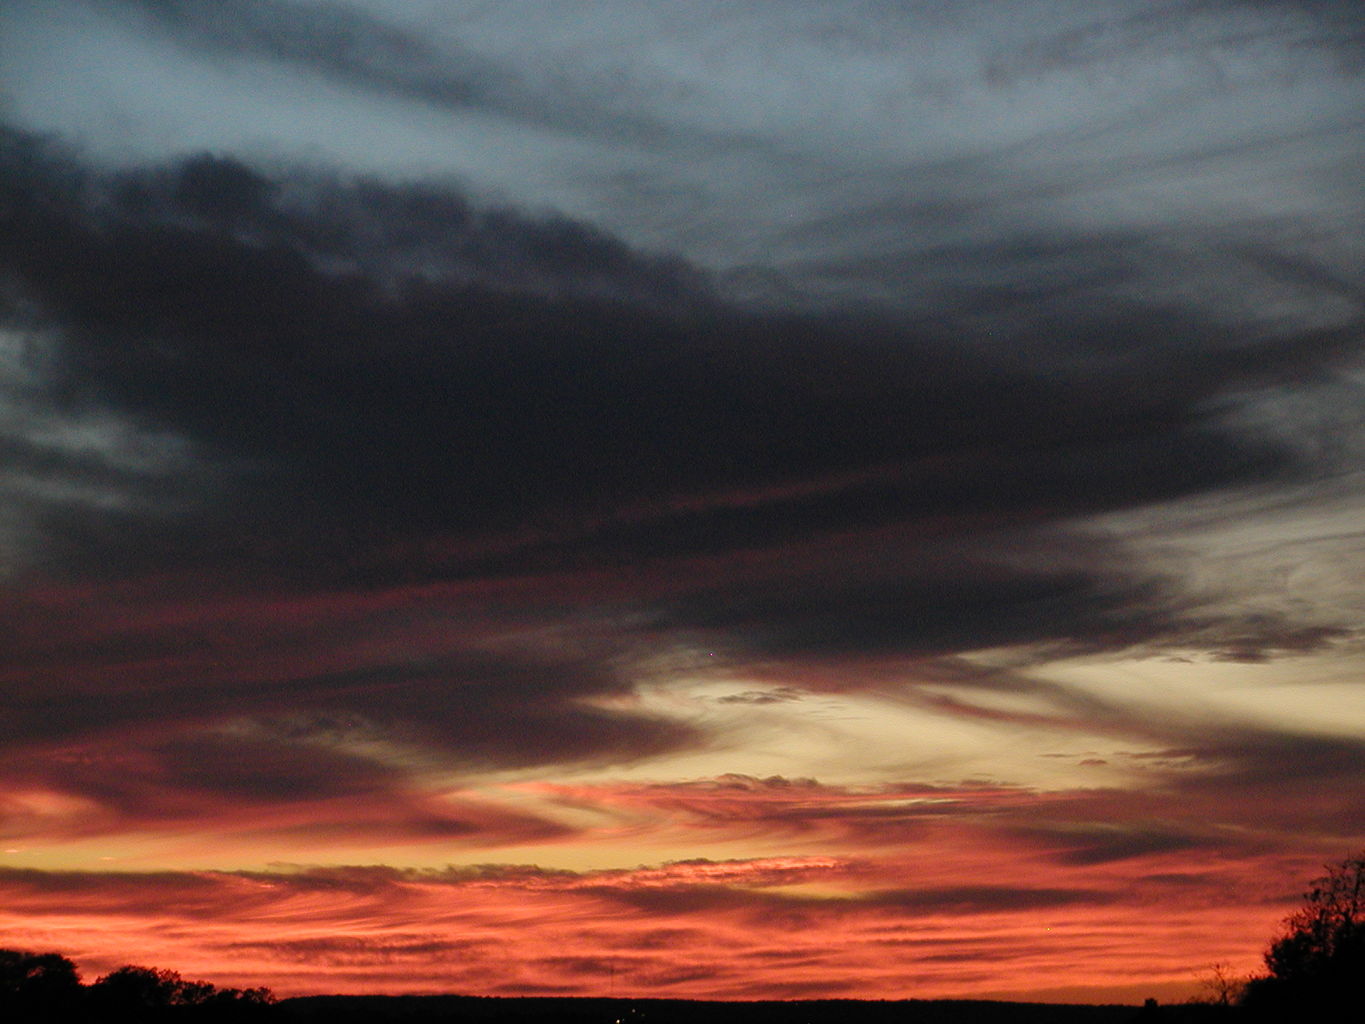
0,845 -> 1307,1003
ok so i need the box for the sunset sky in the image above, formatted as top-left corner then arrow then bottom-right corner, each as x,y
2,0 -> 1364,1005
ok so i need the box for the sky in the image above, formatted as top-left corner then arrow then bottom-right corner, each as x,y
1,0 -> 1363,1005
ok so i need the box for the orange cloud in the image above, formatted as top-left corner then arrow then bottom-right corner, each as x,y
0,846 -> 1303,1004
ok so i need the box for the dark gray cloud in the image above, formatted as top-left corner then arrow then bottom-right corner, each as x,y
218,935 -> 489,966
0,860 -> 1106,915
2,127 -> 1352,577
0,111 -> 1361,783
1008,822 -> 1216,866
576,877 -> 1113,920
0,0 -> 1362,910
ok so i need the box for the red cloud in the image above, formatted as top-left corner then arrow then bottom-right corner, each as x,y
0,849 -> 1303,1004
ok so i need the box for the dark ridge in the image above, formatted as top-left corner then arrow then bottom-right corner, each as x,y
277,994 -> 1228,1024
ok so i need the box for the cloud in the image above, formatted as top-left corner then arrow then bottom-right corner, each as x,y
1007,822 -> 1215,867
1,120 -> 1356,805
0,729 -> 577,850
715,686 -> 805,705
1,1 -> 1363,1001
107,0 -> 500,114
524,745 -> 1365,878
0,854 -> 1297,1000
5,1 -> 1362,294
527,776 -> 1019,847
3,126 -> 1355,593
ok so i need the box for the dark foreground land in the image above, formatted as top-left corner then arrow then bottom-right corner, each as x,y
278,995 -> 1229,1024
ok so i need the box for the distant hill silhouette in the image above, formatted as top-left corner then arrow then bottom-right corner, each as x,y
277,995 -> 1233,1024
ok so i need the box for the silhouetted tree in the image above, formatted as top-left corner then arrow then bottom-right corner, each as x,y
1242,850 -> 1365,1014
92,964 -> 192,1011
1194,962 -> 1245,1007
91,964 -> 274,1019
0,948 -> 83,1018
0,948 -> 274,1021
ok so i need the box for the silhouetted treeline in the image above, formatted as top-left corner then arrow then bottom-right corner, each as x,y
0,953 -> 1271,1024
0,954 -> 1231,1024
0,949 -> 273,1023
277,994 -> 1228,1024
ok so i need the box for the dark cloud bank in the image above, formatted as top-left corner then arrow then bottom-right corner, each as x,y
2,128 -> 1353,571
1,109 -> 1362,778
1,1 -> 1363,833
